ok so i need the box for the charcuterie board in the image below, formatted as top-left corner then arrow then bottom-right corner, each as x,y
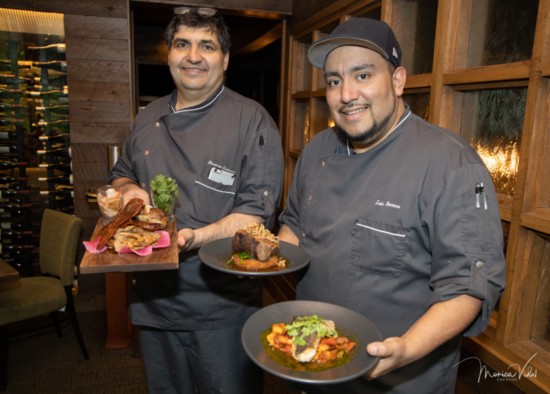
80,219 -> 179,274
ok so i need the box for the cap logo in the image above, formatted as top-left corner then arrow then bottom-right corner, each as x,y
392,47 -> 399,60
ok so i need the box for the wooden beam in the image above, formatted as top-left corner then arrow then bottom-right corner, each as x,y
232,22 -> 282,57
131,0 -> 292,18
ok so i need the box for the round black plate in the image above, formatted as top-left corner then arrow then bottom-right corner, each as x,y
241,300 -> 382,384
198,238 -> 310,277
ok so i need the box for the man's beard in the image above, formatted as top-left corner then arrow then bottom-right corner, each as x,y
334,98 -> 397,146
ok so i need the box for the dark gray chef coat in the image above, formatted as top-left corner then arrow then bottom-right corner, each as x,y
279,110 -> 506,393
110,86 -> 284,331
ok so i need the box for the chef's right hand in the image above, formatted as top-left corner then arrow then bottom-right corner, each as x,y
120,183 -> 150,206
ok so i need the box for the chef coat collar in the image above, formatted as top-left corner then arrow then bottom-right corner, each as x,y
169,85 -> 225,113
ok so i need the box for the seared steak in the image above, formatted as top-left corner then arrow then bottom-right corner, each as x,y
232,227 -> 279,261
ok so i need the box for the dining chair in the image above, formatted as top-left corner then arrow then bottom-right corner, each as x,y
0,209 -> 89,390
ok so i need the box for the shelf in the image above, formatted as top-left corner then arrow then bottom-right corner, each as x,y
443,62 -> 531,87
521,209 -> 550,234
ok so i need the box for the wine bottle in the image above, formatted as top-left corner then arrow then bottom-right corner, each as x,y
0,182 -> 26,191
37,119 -> 69,127
37,146 -> 71,158
0,189 -> 33,198
37,174 -> 73,185
0,221 -> 30,230
31,60 -> 67,71
0,201 -> 33,211
17,60 -> 33,68
0,243 -> 35,254
0,175 -> 27,184
38,133 -> 69,141
35,104 -> 68,113
40,188 -> 74,197
0,145 -> 21,154
27,43 -> 66,53
0,118 -> 24,126
38,161 -> 71,171
0,229 -> 34,243
0,87 -> 24,98
0,103 -> 24,110
0,73 -> 28,85
27,87 -> 67,98
0,131 -> 17,143
0,161 -> 27,169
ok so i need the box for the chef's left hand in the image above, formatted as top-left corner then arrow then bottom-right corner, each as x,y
364,337 -> 407,379
177,228 -> 197,252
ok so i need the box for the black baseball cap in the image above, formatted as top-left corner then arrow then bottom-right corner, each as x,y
308,18 -> 402,69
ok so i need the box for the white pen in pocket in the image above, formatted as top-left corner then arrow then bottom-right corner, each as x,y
481,182 -> 488,210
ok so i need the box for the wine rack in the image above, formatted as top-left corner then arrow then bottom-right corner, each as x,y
0,32 -> 73,276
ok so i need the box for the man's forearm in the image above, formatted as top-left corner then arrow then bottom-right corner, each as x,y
182,213 -> 263,251
401,294 -> 482,362
278,224 -> 299,245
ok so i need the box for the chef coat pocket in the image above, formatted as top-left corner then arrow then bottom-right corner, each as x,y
192,170 -> 237,222
349,218 -> 406,277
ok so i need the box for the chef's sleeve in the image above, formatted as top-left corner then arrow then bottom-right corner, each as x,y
428,163 -> 506,336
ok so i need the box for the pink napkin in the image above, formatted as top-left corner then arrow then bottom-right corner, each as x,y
83,230 -> 170,256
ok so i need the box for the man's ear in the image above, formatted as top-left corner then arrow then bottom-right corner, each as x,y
393,66 -> 407,96
224,52 -> 229,71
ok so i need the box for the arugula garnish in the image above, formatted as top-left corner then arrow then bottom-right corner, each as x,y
150,174 -> 179,214
227,251 -> 250,265
284,315 -> 338,346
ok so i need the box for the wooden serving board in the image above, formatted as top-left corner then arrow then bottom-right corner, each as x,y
80,220 -> 179,274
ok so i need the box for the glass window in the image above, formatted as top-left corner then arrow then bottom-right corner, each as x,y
392,0 -> 438,74
466,0 -> 538,67
460,87 -> 526,195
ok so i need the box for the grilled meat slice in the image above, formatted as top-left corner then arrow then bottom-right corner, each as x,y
108,225 -> 161,252
232,227 -> 279,261
96,198 -> 145,249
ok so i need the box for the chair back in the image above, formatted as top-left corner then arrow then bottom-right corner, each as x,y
39,209 -> 82,287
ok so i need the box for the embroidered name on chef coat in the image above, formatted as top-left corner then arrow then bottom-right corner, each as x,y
207,161 -> 236,186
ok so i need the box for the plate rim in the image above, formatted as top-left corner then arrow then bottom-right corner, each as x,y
241,300 -> 382,384
198,237 -> 310,277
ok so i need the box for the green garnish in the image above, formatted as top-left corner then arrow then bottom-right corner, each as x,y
284,315 -> 338,346
227,251 -> 250,264
150,174 -> 179,214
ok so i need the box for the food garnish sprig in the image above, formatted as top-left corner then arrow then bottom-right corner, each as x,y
285,315 -> 338,346
150,174 -> 179,214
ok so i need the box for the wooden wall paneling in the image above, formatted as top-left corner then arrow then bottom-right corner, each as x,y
0,0 -> 127,18
520,0 -> 550,217
427,0 -> 460,127
65,58 -> 130,83
63,13 -> 132,234
63,14 -> 129,39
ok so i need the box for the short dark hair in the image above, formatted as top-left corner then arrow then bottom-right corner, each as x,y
164,8 -> 231,54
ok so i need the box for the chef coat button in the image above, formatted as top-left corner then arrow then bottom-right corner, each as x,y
320,160 -> 326,167
144,149 -> 149,156
131,279 -> 136,285
307,194 -> 312,201
263,190 -> 269,196
300,231 -> 306,238
141,182 -> 146,188
475,260 -> 485,269
155,122 -> 160,127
